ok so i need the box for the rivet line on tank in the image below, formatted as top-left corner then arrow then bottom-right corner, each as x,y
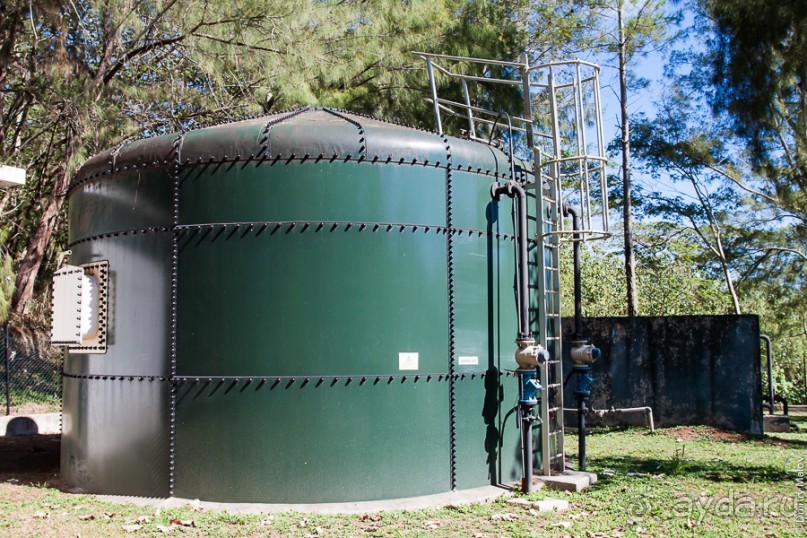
323,108 -> 367,159
258,107 -> 310,161
167,131 -> 185,498
443,133 -> 458,491
168,372 -> 463,388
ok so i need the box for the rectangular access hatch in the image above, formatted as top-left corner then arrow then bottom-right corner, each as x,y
50,260 -> 110,354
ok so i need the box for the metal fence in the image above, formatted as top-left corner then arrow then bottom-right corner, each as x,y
1,324 -> 62,416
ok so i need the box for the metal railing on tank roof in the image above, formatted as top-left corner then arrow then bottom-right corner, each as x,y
413,51 -> 610,242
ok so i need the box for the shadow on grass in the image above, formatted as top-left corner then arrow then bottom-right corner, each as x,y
0,434 -> 60,487
788,414 -> 807,426
593,454 -> 791,484
586,424 -> 807,449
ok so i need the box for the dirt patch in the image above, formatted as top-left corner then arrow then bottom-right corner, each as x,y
0,434 -> 60,485
663,426 -> 751,443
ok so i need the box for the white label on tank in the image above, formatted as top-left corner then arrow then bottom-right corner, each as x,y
398,352 -> 419,371
458,356 -> 479,366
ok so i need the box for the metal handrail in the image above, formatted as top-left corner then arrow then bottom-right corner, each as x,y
414,52 -> 610,239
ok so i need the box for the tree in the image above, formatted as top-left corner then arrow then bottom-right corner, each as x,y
583,0 -> 681,317
631,47 -> 806,401
559,232 -> 729,319
700,0 -> 806,226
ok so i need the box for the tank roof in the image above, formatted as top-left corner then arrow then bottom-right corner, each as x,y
70,108 -> 523,191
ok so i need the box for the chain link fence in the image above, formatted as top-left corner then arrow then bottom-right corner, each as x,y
1,325 -> 62,416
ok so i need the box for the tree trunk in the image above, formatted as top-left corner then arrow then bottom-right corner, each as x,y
713,233 -> 741,315
618,1 -> 638,317
11,139 -> 75,317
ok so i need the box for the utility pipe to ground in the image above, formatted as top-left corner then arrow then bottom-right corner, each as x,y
491,180 -> 531,340
563,204 -> 586,470
761,335 -> 774,415
491,179 -> 545,493
564,406 -> 655,432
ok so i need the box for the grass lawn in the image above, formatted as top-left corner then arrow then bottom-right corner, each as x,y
1,417 -> 804,537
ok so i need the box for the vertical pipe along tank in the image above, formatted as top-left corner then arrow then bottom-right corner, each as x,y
60,108 -> 541,503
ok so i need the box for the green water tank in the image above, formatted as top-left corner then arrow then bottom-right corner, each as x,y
61,108 -> 542,503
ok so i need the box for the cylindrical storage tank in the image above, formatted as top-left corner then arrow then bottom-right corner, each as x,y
62,108 -> 541,503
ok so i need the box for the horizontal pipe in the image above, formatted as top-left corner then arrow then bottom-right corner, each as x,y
564,406 -> 655,432
429,97 -> 532,126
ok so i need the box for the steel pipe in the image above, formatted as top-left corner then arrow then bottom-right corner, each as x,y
565,406 -> 655,432
761,334 -> 774,414
491,181 -> 530,339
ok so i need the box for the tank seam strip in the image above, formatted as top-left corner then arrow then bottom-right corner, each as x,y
68,157 -> 510,195
58,353 -> 64,436
62,371 -> 505,382
443,134 -> 457,491
179,156 -> 506,175
260,107 -> 311,160
323,109 -> 367,160
67,222 -> 536,248
168,131 -> 185,497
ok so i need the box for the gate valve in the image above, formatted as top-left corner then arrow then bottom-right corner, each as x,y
514,338 -> 549,369
520,374 -> 542,405
575,368 -> 594,397
570,342 -> 601,366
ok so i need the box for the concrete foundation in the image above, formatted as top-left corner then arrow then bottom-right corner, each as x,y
0,413 -> 61,436
535,471 -> 598,492
97,485 -> 513,514
763,415 -> 791,433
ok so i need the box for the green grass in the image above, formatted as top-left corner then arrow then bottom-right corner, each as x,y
5,388 -> 61,414
1,421 -> 805,537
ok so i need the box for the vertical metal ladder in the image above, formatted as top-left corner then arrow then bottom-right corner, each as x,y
520,55 -> 565,475
535,172 -> 566,474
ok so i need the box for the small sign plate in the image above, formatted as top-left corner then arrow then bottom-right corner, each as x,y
458,356 -> 479,366
398,352 -> 419,371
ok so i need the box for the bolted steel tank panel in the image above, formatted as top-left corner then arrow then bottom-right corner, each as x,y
62,108 -> 538,503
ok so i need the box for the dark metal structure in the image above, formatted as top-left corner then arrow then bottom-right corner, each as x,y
60,108 -> 555,503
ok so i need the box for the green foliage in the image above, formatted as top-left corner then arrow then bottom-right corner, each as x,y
701,0 -> 806,222
0,228 -> 15,322
559,233 -> 730,319
659,444 -> 691,476
626,13 -> 806,401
